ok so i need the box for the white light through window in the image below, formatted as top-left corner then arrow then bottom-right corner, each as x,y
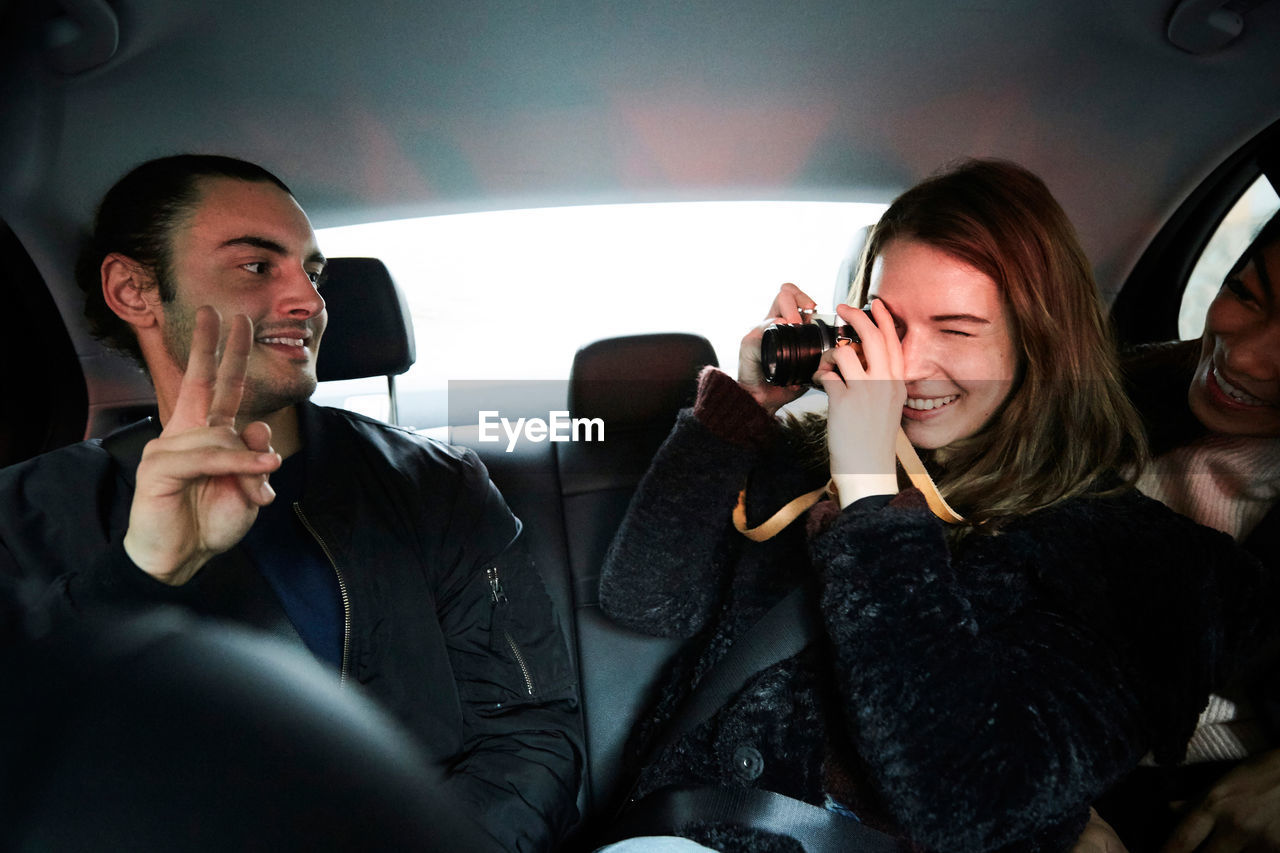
315,201 -> 887,427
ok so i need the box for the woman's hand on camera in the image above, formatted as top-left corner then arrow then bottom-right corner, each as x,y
738,283 -> 816,415
818,299 -> 905,509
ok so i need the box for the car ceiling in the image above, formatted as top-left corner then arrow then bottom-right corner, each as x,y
2,0 -> 1279,372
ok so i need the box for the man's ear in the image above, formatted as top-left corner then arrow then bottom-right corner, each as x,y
101,253 -> 161,330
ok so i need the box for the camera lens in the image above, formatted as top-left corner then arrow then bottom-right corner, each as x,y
762,322 -> 823,386
760,312 -> 869,386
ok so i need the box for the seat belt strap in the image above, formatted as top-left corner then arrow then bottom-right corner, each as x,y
647,584 -> 815,759
612,786 -> 903,853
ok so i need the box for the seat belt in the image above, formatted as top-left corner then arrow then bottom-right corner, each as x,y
646,584 -> 815,758
612,787 -> 903,853
620,584 -> 906,852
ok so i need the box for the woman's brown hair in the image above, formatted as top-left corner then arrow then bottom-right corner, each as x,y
800,158 -> 1146,529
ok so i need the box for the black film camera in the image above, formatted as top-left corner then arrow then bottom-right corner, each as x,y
760,308 -> 873,386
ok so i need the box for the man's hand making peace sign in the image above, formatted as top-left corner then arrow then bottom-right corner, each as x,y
122,306 -> 283,586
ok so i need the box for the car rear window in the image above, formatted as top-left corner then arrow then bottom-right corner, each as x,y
313,201 -> 886,428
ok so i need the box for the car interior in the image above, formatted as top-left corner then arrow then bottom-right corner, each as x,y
2,0 -> 1280,847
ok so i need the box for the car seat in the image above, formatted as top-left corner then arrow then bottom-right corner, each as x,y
315,256 -> 416,425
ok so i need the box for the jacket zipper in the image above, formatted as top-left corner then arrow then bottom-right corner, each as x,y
487,566 -> 535,696
294,503 -> 353,686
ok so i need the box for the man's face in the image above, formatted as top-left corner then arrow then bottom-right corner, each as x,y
158,177 -> 328,420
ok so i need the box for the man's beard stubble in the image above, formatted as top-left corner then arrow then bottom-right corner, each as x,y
159,289 -> 317,421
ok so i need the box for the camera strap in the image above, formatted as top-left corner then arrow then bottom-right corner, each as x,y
733,427 -> 964,542
893,428 -> 965,522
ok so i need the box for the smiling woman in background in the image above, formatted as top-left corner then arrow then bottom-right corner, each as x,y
595,159 -> 1275,853
1085,208 -> 1280,853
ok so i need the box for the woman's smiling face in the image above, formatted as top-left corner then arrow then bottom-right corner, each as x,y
868,238 -> 1020,450
1188,239 -> 1280,437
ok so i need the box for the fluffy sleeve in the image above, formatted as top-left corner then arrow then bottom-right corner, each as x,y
598,369 -> 781,638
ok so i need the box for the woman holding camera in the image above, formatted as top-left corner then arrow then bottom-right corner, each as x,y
597,159 -> 1273,853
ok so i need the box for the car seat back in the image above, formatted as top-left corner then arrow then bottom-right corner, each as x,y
456,332 -> 717,842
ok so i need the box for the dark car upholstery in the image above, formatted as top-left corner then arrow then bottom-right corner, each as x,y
315,257 -> 416,384
454,332 -> 718,836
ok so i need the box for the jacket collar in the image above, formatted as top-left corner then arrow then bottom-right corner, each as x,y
100,402 -> 326,489
101,415 -> 162,488
295,400 -> 340,493
292,400 -> 355,518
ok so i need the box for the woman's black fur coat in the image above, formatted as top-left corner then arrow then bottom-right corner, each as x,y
598,368 -> 1273,853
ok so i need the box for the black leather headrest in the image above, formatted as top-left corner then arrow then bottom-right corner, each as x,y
316,258 -> 416,382
569,333 -> 718,428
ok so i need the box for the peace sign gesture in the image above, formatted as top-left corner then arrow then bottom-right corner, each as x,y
122,306 -> 282,586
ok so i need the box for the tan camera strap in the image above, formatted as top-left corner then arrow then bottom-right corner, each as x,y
733,427 -> 964,542
893,429 -> 966,523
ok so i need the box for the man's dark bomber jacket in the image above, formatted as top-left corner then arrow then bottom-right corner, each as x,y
0,401 -> 583,852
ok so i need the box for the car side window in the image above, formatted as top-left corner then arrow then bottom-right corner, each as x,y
1179,175 -> 1280,339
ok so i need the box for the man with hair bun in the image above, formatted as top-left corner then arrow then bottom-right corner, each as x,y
0,154 -> 582,852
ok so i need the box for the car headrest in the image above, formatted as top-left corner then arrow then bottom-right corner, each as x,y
316,258 -> 416,382
569,333 -> 718,429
